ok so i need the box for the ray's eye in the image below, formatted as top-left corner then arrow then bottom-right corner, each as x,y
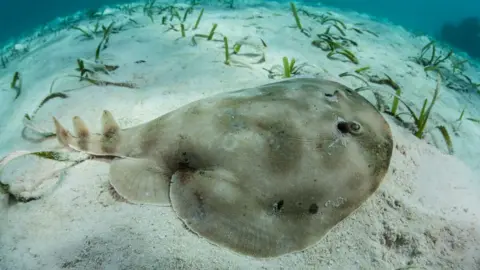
348,121 -> 363,135
337,121 -> 363,135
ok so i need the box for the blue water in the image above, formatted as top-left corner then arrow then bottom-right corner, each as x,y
1,0 -> 480,59
0,0 -> 130,44
1,0 -> 479,47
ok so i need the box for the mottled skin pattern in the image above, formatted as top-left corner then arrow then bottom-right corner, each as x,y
53,78 -> 393,258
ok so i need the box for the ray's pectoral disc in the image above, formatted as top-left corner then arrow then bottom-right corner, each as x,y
166,78 -> 393,258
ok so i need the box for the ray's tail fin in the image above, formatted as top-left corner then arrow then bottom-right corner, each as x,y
53,110 -> 122,156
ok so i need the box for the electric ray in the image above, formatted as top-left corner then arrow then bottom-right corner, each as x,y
52,78 -> 393,258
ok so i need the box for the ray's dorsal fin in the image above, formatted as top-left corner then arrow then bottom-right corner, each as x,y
52,110 -> 123,156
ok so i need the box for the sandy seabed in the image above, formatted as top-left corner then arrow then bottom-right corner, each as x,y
0,1 -> 479,269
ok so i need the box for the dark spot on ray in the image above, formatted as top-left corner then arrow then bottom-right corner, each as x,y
337,121 -> 349,133
162,136 -> 217,177
308,203 -> 319,214
254,120 -> 304,174
77,129 -> 89,139
300,83 -> 318,92
178,161 -> 193,171
103,126 -> 118,139
273,200 -> 284,212
176,171 -> 194,184
192,191 -> 207,220
324,93 -> 334,97
77,138 -> 89,151
61,129 -> 69,138
108,183 -> 127,203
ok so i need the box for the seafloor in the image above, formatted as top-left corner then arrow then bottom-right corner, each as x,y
0,1 -> 479,269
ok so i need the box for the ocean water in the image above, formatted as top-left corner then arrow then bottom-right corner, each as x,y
1,0 -> 480,52
1,0 -> 480,269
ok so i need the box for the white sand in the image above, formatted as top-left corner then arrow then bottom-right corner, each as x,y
1,2 -> 480,269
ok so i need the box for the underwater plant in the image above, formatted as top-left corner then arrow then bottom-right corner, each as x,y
193,8 -> 204,30
75,76 -> 136,89
338,71 -> 369,86
71,20 -> 124,41
26,92 -> 69,121
10,71 -> 22,100
163,5 -> 198,38
356,75 -> 453,153
341,67 -> 404,117
355,68 -> 400,91
25,70 -> 135,122
76,59 -> 91,78
221,36 -> 267,68
451,58 -> 468,74
341,66 -> 401,92
191,23 -> 222,45
143,0 -> 158,22
71,25 -> 95,39
311,33 -> 359,64
413,41 -> 453,73
389,88 -> 402,116
349,26 -> 379,38
312,34 -> 342,51
289,2 -> 311,37
0,149 -> 91,202
297,7 -> 360,38
180,24 -> 186,37
327,48 -> 358,64
76,58 -> 118,78
224,0 -> 235,9
458,74 -> 480,93
290,3 -> 302,31
232,37 -> 266,61
165,23 -> 188,38
119,3 -> 140,15
94,22 -> 116,61
223,37 -> 231,65
264,57 -> 308,78
453,107 -> 480,132
1,55 -> 8,68
318,14 -> 347,36
85,7 -> 116,20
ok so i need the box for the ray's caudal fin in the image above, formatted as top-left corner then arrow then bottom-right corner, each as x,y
53,110 -> 123,156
